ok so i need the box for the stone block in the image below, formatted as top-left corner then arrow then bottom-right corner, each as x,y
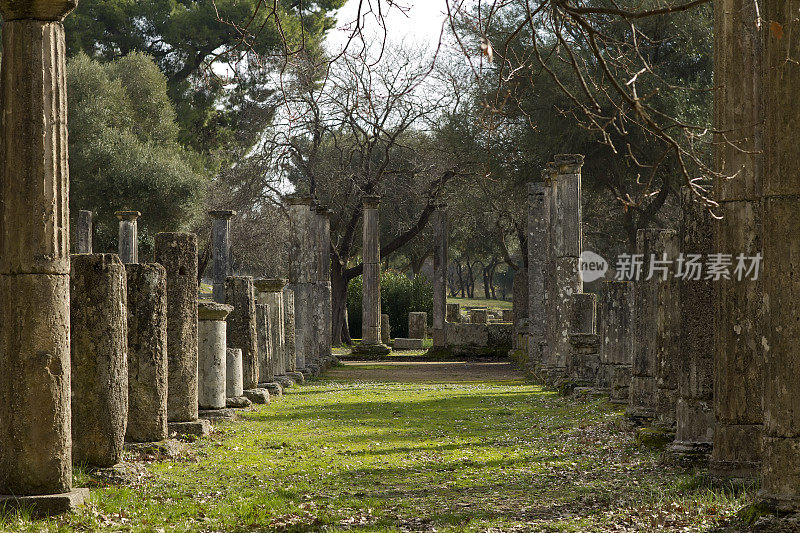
394,338 -> 423,350
408,312 -> 427,339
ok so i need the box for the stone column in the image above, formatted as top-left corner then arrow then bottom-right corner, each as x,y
566,293 -> 600,390
226,276 -> 259,389
0,0 -> 90,512
70,254 -> 128,467
283,286 -> 297,384
154,232 -> 209,437
654,234 -> 681,431
409,312 -> 427,339
198,302 -> 232,411
760,0 -> 800,509
286,195 -> 314,371
226,348 -> 243,397
432,203 -> 448,349
543,155 -> 583,384
76,210 -> 92,254
599,281 -> 634,403
381,314 -> 391,344
528,180 -> 551,373
512,269 -> 528,350
115,210 -> 140,264
316,206 -> 334,365
256,279 -> 298,386
710,0 -> 763,486
670,188 -> 714,461
210,210 -> 236,304
125,263 -> 168,444
353,196 -> 390,355
627,229 -> 678,425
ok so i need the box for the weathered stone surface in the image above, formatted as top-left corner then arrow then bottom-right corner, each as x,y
502,309 -> 513,322
628,229 -> 676,424
125,263 -> 168,443
226,396 -> 251,409
0,16 -> 75,499
394,338 -> 423,350
71,254 -> 128,467
291,282 -> 314,369
469,309 -> 488,324
316,206 -> 334,363
712,0 -> 763,486
76,210 -> 92,254
446,303 -> 461,323
599,281 -> 633,401
283,286 -> 297,372
408,312 -> 427,339
226,276 -> 259,389
566,293 -> 598,386
168,419 -> 211,437
198,302 -> 232,410
356,196 -> 389,353
512,269 -> 528,351
381,314 -> 391,344
671,188 -> 714,459
226,348 -> 244,398
116,211 -> 140,264
255,279 -> 287,376
256,304 -> 274,381
209,210 -> 236,304
654,232 -> 680,430
242,388 -> 270,404
446,323 -> 489,347
487,323 -> 513,349
545,256 -> 581,382
528,180 -> 551,373
432,204 -> 448,348
0,488 -> 90,517
198,408 -> 235,422
155,232 -> 199,423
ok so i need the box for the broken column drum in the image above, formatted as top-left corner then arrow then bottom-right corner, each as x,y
286,195 -> 315,370
226,348 -> 244,398
432,204 -> 448,349
125,263 -> 168,443
198,302 -> 233,410
226,276 -> 259,389
210,210 -> 236,304
0,0 -> 90,510
154,232 -> 201,424
353,196 -> 390,355
71,254 -> 128,467
381,314 -> 391,344
528,180 -> 551,372
76,210 -> 92,254
599,281 -> 634,403
115,210 -> 140,264
256,303 -> 274,381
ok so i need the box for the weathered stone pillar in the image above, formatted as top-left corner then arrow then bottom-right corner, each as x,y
543,156 -> 583,384
353,196 -> 390,355
198,302 -> 232,411
670,188 -> 714,461
316,205 -> 334,365
599,281 -> 634,403
256,279 -> 298,386
225,348 -> 252,408
283,286 -> 296,383
528,180 -> 551,373
226,276 -> 259,389
154,232 -> 209,437
76,210 -> 92,254
512,269 -> 528,350
0,0 -> 90,512
760,0 -> 800,508
446,303 -> 461,323
381,314 -> 391,344
210,210 -> 236,304
70,254 -> 128,467
709,0 -> 763,486
654,236 -> 681,430
566,293 -> 600,390
243,304 -> 272,404
125,263 -> 168,444
286,196 -> 315,371
432,203 -> 448,349
627,229 -> 678,426
409,312 -> 427,339
115,210 -> 140,264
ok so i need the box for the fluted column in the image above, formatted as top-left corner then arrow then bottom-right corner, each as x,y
76,210 -> 92,254
116,210 -> 140,264
432,203 -> 448,349
209,210 -> 235,303
353,196 -> 390,355
317,206 -> 334,364
0,0 -> 92,514
286,195 -> 315,371
528,180 -> 551,371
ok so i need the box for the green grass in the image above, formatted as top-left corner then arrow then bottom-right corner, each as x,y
1,363 -> 753,532
447,297 -> 512,310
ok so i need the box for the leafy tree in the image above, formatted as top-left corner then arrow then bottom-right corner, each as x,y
68,52 -> 208,256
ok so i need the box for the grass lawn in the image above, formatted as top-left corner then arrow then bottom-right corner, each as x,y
447,297 -> 512,310
1,361 -> 755,532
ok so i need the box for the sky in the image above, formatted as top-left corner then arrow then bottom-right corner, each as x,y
325,0 -> 451,54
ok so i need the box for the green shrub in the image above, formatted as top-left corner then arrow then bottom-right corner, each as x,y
347,270 -> 433,339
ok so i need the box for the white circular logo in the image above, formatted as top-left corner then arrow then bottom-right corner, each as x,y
580,250 -> 608,282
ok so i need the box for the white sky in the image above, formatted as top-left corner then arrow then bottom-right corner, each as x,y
325,0 -> 451,54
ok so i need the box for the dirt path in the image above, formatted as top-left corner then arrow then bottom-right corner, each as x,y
325,360 -> 526,383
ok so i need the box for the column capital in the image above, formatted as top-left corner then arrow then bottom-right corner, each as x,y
554,153 -> 585,174
0,0 -> 77,21
115,210 -> 141,221
208,209 -> 236,219
284,195 -> 313,206
254,278 -> 287,293
198,302 -> 233,321
362,195 -> 381,208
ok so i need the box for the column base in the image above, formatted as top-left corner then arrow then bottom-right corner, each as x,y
285,371 -> 306,384
274,375 -> 295,388
350,343 -> 391,356
199,408 -> 236,422
225,396 -> 252,409
0,488 -> 90,517
709,460 -> 761,487
668,441 -> 712,465
168,419 -> 211,437
258,382 -> 283,397
243,388 -> 270,404
626,407 -> 656,426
